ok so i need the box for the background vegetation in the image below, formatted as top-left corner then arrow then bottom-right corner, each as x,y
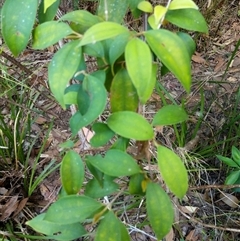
0,0 -> 239,240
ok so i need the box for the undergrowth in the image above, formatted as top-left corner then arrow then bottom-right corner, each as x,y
0,0 -> 239,241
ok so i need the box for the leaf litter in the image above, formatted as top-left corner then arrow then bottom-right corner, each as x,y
0,0 -> 240,240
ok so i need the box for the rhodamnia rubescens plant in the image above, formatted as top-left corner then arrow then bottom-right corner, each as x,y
1,0 -> 208,240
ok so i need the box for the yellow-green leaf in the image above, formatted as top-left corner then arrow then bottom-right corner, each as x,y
165,9 -> 208,33
33,21 -> 73,49
48,40 -> 82,108
109,33 -> 130,65
177,32 -> 196,57
38,0 -> 60,23
89,149 -> 141,177
85,176 -> 118,198
157,145 -> 188,198
169,0 -> 198,10
60,10 -> 101,33
44,195 -> 103,224
90,123 -> 115,147
110,68 -> 138,112
107,111 -> 154,140
98,0 -> 128,23
153,105 -> 188,126
44,0 -> 57,13
95,211 -> 130,241
146,182 -> 174,240
125,38 -> 153,103
154,5 -> 167,25
145,29 -> 191,92
61,150 -> 84,195
137,1 -> 153,13
26,213 -> 86,240
1,0 -> 38,56
129,173 -> 146,195
80,22 -> 129,46
148,14 -> 158,30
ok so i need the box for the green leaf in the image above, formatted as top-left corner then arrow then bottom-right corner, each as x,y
60,10 -> 101,33
70,75 -> 107,135
153,105 -> 188,126
111,137 -> 130,152
137,1 -> 153,13
217,155 -> 239,168
59,140 -> 74,149
64,84 -> 80,105
77,83 -> 90,115
145,29 -> 191,92
165,9 -> 208,33
74,52 -> 86,81
83,41 -> 105,58
125,38 -> 153,103
43,0 -> 57,13
38,0 -> 60,23
48,40 -> 82,108
85,176 -> 118,198
169,0 -> 198,10
129,173 -> 146,195
146,182 -> 174,240
177,32 -> 196,57
1,0 -> 38,56
95,211 -> 130,241
89,149 -> 141,177
90,123 -> 115,147
157,146 -> 188,198
232,146 -> 240,165
26,213 -> 86,241
109,33 -> 130,65
86,155 -> 104,186
129,0 -> 142,18
97,0 -> 129,23
61,151 -> 84,195
107,111 -> 154,140
32,21 -> 73,49
154,5 -> 167,26
79,22 -> 129,46
225,170 -> 240,185
110,68 -> 138,112
148,14 -> 158,30
91,70 -> 106,85
44,195 -> 103,224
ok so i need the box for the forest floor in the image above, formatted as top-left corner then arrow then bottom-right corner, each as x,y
0,0 -> 240,240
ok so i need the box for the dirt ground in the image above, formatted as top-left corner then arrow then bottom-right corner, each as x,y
0,1 -> 240,240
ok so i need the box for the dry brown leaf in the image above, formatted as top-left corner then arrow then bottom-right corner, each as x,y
186,229 -> 199,241
0,187 -> 8,195
214,56 -> 225,72
136,141 -> 150,160
13,197 -> 28,218
192,53 -> 206,64
220,192 -> 239,208
232,57 -> 240,67
35,116 -> 47,124
180,205 -> 198,214
82,127 -> 94,143
155,125 -> 163,133
0,196 -> 19,221
165,228 -> 174,241
39,183 -> 51,200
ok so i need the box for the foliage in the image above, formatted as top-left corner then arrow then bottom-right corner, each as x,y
217,146 -> 240,192
1,0 -> 208,240
0,72 -> 56,196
